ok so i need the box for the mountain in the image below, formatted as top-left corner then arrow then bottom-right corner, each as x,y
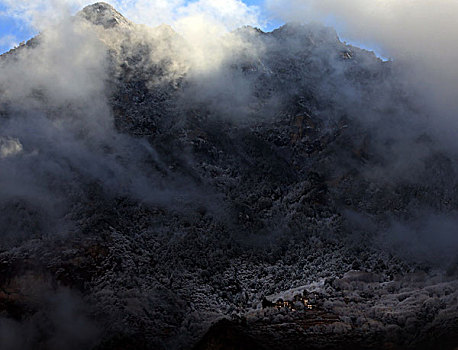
78,2 -> 131,28
0,3 -> 457,349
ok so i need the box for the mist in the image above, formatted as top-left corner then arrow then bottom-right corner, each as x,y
0,11 -> 187,245
266,0 -> 458,142
0,0 -> 456,256
0,0 -> 268,251
0,288 -> 100,350
1,2 -> 458,349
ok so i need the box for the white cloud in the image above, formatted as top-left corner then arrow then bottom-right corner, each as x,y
0,34 -> 18,51
175,0 -> 261,30
0,137 -> 23,158
111,0 -> 261,30
0,0 -> 262,32
266,0 -> 458,60
0,0 -> 88,29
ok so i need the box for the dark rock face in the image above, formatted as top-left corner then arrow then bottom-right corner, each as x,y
0,3 -> 457,350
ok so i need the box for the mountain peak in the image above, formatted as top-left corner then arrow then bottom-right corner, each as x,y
78,2 -> 130,28
272,22 -> 339,44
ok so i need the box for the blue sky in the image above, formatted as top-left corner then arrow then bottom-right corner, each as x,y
0,2 -> 34,53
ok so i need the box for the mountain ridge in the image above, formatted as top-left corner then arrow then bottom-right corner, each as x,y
0,3 -> 457,350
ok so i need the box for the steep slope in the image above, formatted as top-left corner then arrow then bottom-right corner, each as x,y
0,3 -> 457,349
